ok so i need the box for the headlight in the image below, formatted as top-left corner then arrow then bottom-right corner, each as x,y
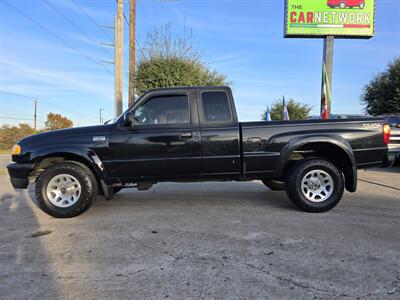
11,144 -> 21,155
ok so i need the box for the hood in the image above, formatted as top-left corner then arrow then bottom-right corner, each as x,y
19,125 -> 112,144
15,124 -> 113,159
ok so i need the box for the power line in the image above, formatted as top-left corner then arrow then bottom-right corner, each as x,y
70,0 -> 114,42
2,0 -> 113,76
42,0 -> 113,60
70,0 -> 132,92
0,116 -> 46,123
139,1 -> 151,29
0,90 -> 98,121
2,112 -> 34,118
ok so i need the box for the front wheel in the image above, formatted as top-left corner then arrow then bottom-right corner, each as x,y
35,162 -> 98,218
359,2 -> 365,8
285,158 -> 344,213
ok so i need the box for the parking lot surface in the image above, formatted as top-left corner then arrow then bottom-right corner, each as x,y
0,154 -> 9,169
1,168 -> 399,299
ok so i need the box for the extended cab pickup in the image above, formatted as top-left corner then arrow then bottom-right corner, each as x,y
7,86 -> 391,218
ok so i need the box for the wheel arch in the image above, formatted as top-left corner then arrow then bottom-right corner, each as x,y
277,136 -> 357,192
29,147 -> 110,189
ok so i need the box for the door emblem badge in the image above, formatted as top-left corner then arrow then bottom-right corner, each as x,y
93,136 -> 106,141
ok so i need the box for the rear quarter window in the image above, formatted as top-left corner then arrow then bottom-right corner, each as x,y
201,91 -> 232,122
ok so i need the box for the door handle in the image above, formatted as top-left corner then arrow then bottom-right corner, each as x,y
248,137 -> 262,145
180,132 -> 192,138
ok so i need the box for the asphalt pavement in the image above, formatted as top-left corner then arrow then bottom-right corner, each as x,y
0,167 -> 399,299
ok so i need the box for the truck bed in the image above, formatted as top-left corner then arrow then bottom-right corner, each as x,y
240,117 -> 387,177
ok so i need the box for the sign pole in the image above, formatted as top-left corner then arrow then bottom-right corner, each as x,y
322,35 -> 334,117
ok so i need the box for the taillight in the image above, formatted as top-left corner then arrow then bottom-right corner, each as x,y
383,124 -> 390,145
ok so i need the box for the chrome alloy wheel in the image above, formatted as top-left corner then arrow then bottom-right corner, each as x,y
301,170 -> 334,203
46,174 -> 82,208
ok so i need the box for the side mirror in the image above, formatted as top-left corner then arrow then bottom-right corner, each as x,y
122,112 -> 135,127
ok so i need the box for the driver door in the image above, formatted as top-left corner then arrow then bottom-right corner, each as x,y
109,90 -> 201,182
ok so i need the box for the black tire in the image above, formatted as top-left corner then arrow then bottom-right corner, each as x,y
285,158 -> 344,213
35,162 -> 98,218
394,156 -> 400,167
261,179 -> 285,191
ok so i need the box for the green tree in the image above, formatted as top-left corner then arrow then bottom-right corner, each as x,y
135,24 -> 228,96
45,113 -> 73,130
262,98 -> 312,121
361,58 -> 400,115
0,123 -> 36,150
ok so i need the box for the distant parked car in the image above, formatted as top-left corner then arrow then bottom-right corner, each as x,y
308,114 -> 370,120
381,115 -> 400,165
327,0 -> 365,9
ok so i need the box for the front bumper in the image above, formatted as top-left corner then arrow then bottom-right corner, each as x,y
7,163 -> 35,189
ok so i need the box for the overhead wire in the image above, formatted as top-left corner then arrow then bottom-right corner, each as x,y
139,1 -> 151,30
2,0 -> 113,76
0,116 -> 46,124
42,0 -> 113,60
70,0 -> 114,42
0,90 -> 99,121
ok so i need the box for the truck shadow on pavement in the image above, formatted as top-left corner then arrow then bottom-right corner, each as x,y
98,181 -> 297,212
3,177 -> 399,298
371,166 -> 400,174
0,178 -> 61,299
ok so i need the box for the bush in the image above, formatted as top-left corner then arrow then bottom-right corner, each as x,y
361,58 -> 400,115
0,124 -> 36,150
0,113 -> 73,150
45,113 -> 73,130
135,24 -> 228,96
262,98 -> 311,121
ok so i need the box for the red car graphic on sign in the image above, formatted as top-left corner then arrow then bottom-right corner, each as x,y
327,0 -> 365,9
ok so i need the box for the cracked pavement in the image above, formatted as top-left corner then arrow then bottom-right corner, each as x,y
1,167 -> 399,299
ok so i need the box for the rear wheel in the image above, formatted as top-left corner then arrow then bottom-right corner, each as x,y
285,158 -> 344,213
261,179 -> 285,191
35,162 -> 98,218
339,2 -> 346,8
359,2 -> 365,8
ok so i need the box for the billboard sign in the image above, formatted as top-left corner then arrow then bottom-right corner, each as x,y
285,0 -> 375,38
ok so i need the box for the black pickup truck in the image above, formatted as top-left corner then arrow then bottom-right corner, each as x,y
7,86 -> 391,218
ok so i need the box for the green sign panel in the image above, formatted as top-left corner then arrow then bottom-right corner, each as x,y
285,0 -> 375,38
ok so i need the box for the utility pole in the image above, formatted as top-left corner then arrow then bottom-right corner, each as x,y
114,0 -> 123,118
128,0 -> 136,106
99,108 -> 104,124
34,99 -> 37,131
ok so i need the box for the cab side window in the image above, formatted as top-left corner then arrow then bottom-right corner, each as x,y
201,91 -> 232,122
133,95 -> 189,125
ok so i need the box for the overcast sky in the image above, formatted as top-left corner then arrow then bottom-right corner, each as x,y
0,0 -> 399,127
